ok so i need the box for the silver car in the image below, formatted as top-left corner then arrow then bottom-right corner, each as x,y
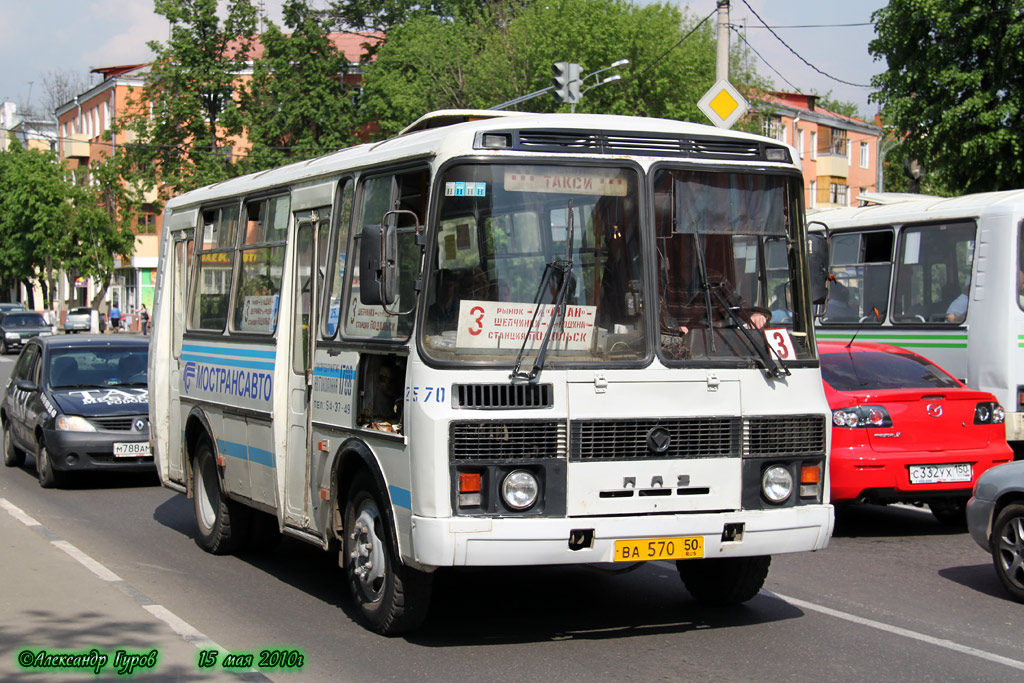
967,460 -> 1024,602
62,307 -> 105,333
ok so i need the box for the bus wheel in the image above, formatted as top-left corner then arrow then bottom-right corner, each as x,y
677,555 -> 771,605
3,422 -> 25,467
343,472 -> 432,635
192,440 -> 250,554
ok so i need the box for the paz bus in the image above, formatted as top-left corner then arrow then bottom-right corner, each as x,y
809,190 -> 1024,453
149,110 -> 834,634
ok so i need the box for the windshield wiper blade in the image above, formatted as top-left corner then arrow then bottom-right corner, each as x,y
705,284 -> 790,378
511,200 -> 576,381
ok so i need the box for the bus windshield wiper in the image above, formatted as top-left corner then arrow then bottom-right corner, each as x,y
512,201 -> 576,381
683,215 -> 788,379
705,283 -> 790,379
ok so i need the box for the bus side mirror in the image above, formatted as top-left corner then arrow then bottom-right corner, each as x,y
807,233 -> 829,306
360,221 -> 397,306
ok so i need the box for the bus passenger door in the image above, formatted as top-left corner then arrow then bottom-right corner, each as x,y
283,208 -> 330,528
168,229 -> 193,484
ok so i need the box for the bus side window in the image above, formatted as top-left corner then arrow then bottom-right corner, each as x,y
357,354 -> 406,433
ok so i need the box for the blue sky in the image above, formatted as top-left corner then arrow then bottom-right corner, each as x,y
1,0 -> 887,119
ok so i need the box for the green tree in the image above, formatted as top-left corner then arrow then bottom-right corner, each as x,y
0,143 -> 138,310
0,144 -> 72,309
65,160 -> 140,310
113,0 -> 259,197
870,0 -> 1024,194
242,0 -> 360,171
814,91 -> 865,120
357,0 -> 770,138
327,0 -> 491,51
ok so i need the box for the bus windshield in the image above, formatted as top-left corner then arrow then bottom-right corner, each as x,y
421,162 -> 645,364
654,168 -> 814,363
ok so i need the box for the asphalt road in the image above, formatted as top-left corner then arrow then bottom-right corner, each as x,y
1,355 -> 1023,682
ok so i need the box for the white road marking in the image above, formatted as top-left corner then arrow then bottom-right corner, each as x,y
656,559 -> 1024,671
0,496 -> 272,681
765,590 -> 1024,671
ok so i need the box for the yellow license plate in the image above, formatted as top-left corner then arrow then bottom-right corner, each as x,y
613,536 -> 704,562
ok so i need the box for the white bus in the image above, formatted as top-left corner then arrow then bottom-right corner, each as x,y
149,110 -> 834,634
809,190 -> 1024,452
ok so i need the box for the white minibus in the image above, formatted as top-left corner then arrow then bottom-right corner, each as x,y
150,110 -> 834,634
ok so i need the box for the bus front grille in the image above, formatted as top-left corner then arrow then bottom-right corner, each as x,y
745,415 -> 827,457
570,418 -> 742,461
450,420 -> 567,460
454,383 -> 554,409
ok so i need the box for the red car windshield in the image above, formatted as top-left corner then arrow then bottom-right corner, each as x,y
820,351 -> 959,391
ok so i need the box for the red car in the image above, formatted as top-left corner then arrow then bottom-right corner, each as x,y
818,340 -> 1012,524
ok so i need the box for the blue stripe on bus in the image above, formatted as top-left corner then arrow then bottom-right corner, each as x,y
312,366 -> 356,379
216,439 -> 277,468
182,344 -> 277,359
389,485 -> 412,510
182,354 -> 275,371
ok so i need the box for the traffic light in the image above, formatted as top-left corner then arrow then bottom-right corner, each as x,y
551,62 -> 582,104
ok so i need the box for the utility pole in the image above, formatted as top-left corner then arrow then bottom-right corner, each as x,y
716,0 -> 730,82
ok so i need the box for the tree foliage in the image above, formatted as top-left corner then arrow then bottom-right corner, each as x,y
0,144 -> 135,308
114,0 -> 260,197
241,0 -> 360,171
870,0 -> 1024,194
357,0 -> 770,138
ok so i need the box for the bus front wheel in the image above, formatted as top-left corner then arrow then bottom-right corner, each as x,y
192,440 -> 250,554
677,555 -> 771,605
343,472 -> 432,635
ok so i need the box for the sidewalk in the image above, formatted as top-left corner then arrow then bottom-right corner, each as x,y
0,500 -> 246,681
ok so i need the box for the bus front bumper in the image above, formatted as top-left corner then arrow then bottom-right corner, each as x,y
409,504 -> 833,568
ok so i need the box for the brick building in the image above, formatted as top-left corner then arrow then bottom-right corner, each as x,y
757,92 -> 882,210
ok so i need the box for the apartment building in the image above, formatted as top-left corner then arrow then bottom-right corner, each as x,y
1,101 -> 58,153
758,92 -> 882,211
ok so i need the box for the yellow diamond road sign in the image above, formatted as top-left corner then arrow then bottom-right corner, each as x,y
698,79 -> 748,129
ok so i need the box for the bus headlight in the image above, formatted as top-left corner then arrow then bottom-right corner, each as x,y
501,470 -> 539,510
761,465 -> 793,504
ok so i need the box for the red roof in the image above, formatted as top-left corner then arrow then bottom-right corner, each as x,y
91,64 -> 148,80
237,31 -> 381,62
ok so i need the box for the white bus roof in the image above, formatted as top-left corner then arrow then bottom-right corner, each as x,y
808,189 -> 1024,228
165,111 -> 798,212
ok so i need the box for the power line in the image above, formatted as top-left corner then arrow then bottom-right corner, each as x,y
730,27 -> 803,94
634,7 -> 717,82
739,0 -> 873,89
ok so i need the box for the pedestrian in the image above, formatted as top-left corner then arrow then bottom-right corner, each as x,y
140,303 -> 150,335
110,302 -> 121,332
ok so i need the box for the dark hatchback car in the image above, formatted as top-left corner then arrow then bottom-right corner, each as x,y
1,335 -> 151,488
0,311 -> 55,354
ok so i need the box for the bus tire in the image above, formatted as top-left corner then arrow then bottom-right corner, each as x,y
192,440 -> 250,555
677,555 -> 771,605
343,472 -> 432,635
3,422 -> 24,467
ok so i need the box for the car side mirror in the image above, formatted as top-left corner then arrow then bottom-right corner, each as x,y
807,233 -> 829,306
15,379 -> 37,392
